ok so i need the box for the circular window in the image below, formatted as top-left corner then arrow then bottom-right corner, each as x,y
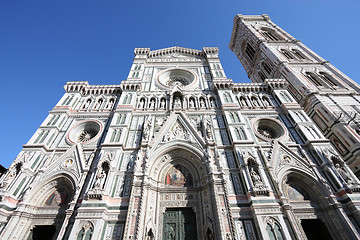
257,125 -> 277,139
157,68 -> 197,89
78,129 -> 98,142
253,118 -> 286,141
67,120 -> 102,144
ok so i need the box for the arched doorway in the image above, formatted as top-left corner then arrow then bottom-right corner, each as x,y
25,175 -> 75,239
141,147 -> 221,240
281,172 -> 351,240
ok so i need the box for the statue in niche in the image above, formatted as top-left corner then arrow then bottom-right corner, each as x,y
0,167 -> 17,188
189,98 -> 195,108
210,98 -> 217,108
240,97 -> 248,107
138,99 -> 145,109
149,99 -> 155,109
335,163 -> 355,185
250,168 -> 263,188
200,98 -> 206,108
205,118 -> 213,139
94,99 -> 102,109
83,99 -> 91,109
160,99 -> 166,109
174,96 -> 181,108
93,166 -> 106,190
252,97 -> 259,107
143,117 -> 152,140
106,99 -> 114,109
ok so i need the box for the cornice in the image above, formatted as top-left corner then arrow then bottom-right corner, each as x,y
147,46 -> 205,58
64,81 -> 121,95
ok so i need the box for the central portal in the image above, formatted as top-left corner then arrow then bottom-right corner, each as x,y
163,208 -> 197,240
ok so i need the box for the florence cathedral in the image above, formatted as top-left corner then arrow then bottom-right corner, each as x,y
1,14 -> 360,240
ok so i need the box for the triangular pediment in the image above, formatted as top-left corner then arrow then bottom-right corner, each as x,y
269,140 -> 313,178
150,112 -> 206,152
41,144 -> 89,183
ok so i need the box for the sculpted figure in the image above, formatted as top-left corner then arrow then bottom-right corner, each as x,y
250,168 -> 263,188
160,99 -> 166,109
335,163 -> 354,185
93,167 -> 106,189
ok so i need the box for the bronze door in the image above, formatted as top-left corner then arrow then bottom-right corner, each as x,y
163,208 -> 197,240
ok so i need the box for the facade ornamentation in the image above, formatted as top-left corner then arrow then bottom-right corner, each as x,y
0,15 -> 360,240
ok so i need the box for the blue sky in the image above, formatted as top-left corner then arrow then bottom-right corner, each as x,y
1,1 -> 359,168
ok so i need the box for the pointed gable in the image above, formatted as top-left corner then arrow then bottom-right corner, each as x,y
41,144 -> 89,184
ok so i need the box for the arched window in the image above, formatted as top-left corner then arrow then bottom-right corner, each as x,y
280,92 -> 291,102
47,115 -> 55,126
259,71 -> 266,81
280,49 -> 294,60
66,95 -> 74,105
305,72 -> 323,87
123,95 -> 128,104
245,43 -> 256,61
235,127 -> 247,140
261,29 -> 282,41
223,93 -> 232,103
229,112 -> 235,122
62,96 -> 70,105
239,128 -> 247,140
319,72 -> 337,87
110,129 -> 117,142
234,112 -> 240,122
266,221 -> 284,240
262,62 -> 272,75
291,49 -> 306,60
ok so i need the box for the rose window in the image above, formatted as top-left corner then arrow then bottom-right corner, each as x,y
257,126 -> 276,139
67,120 -> 102,144
166,77 -> 188,87
253,118 -> 286,141
157,68 -> 196,89
78,129 -> 98,142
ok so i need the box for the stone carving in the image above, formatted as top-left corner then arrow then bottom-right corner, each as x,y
204,117 -> 213,139
149,99 -> 155,109
200,98 -> 206,108
335,163 -> 356,186
93,166 -> 107,190
138,99 -> 145,109
189,98 -> 195,108
143,117 -> 152,140
0,167 -> 18,188
250,168 -> 264,188
165,121 -> 190,142
154,117 -> 165,134
160,99 -> 166,109
210,98 -> 216,108
173,96 -> 182,108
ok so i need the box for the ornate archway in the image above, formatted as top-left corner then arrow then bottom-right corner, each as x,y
280,170 -> 355,240
124,143 -> 228,240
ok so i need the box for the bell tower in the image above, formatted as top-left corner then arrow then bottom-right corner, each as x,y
230,14 -> 360,176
